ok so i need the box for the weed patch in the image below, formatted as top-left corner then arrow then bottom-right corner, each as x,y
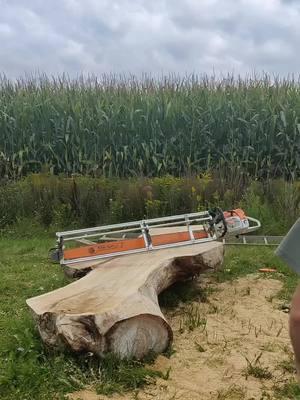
243,353 -> 273,380
179,304 -> 207,333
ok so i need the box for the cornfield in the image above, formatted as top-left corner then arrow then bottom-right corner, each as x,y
0,73 -> 300,179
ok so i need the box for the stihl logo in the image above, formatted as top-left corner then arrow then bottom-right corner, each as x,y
88,242 -> 124,254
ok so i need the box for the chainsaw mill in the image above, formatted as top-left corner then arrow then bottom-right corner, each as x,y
49,208 -> 262,268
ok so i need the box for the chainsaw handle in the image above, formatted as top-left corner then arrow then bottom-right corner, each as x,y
245,216 -> 261,233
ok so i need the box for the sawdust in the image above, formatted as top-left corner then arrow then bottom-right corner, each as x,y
69,275 -> 296,400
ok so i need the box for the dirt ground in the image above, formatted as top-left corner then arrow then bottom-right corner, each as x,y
70,275 -> 296,400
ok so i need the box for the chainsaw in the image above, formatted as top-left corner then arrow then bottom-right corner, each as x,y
49,208 -> 261,267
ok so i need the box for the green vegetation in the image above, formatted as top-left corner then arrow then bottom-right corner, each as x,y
95,355 -> 169,396
277,358 -> 297,374
2,73 -> 300,399
274,381 -> 300,399
216,246 -> 300,303
1,74 -> 300,180
1,225 -> 298,400
1,173 -> 300,236
159,279 -> 209,309
216,384 -> 246,400
0,232 -> 170,400
179,304 -> 207,333
243,353 -> 273,380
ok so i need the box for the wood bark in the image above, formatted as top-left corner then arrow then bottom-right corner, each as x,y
27,241 -> 224,359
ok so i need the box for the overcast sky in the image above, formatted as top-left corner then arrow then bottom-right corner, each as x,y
0,0 -> 299,78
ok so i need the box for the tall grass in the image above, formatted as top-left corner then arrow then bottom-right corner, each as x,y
1,73 -> 300,179
1,174 -> 299,234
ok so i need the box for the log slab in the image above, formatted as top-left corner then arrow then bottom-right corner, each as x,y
27,241 -> 224,359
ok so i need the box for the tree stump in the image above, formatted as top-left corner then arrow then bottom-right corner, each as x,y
27,241 -> 224,359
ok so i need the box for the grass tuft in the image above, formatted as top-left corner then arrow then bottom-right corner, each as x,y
179,304 -> 207,333
277,358 -> 297,374
243,353 -> 273,380
95,354 -> 168,395
274,381 -> 300,399
216,384 -> 246,399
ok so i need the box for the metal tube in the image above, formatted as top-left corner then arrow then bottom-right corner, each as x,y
57,220 -> 141,238
57,211 -> 211,238
61,227 -> 143,242
147,217 -> 211,229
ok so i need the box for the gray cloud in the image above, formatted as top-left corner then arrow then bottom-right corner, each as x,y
0,0 -> 299,77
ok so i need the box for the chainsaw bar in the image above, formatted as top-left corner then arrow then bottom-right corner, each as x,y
221,235 -> 284,246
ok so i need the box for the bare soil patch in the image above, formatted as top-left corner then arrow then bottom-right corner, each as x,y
70,275 -> 296,400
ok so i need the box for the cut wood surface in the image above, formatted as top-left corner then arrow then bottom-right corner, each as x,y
27,241 -> 224,359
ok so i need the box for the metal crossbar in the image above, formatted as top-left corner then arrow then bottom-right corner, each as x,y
221,235 -> 284,246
